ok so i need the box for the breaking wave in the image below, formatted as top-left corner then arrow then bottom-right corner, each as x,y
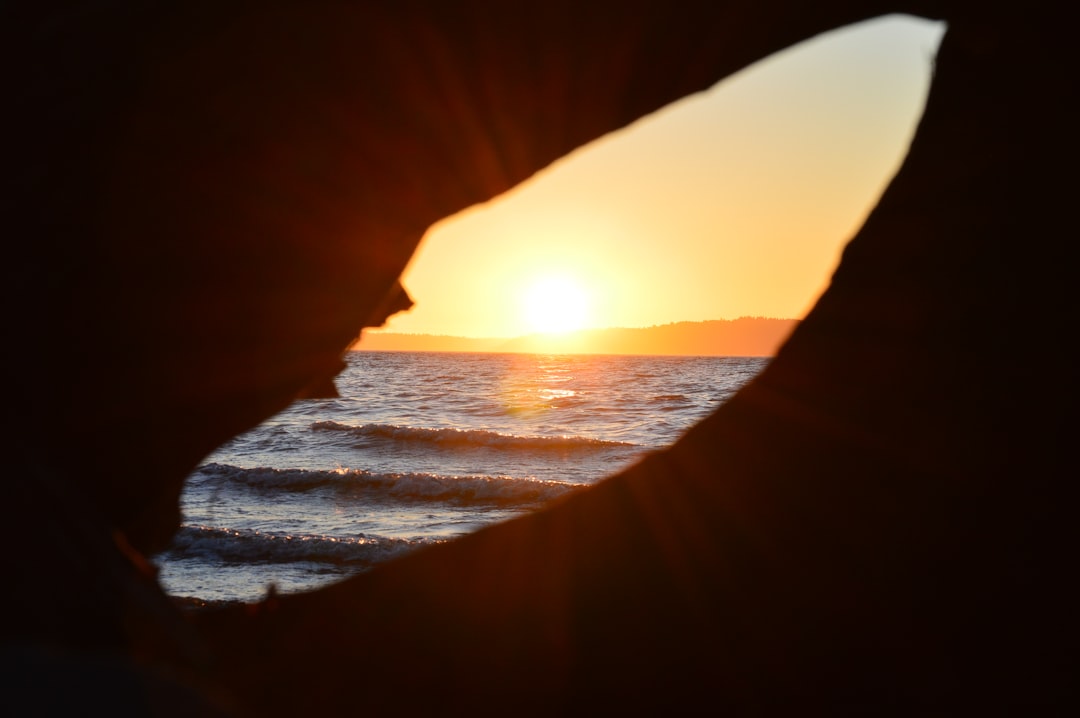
311,420 -> 637,450
164,524 -> 434,566
195,462 -> 586,507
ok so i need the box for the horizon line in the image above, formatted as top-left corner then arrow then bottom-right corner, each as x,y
364,315 -> 799,341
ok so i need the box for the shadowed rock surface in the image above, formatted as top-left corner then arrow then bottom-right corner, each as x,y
2,0 -> 1074,714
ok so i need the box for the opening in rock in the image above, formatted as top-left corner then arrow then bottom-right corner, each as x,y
155,14 -> 945,605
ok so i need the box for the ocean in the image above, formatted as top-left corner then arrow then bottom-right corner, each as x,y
153,350 -> 769,604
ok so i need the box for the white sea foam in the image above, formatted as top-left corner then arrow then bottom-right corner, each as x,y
164,524 -> 433,566
195,462 -> 585,506
310,420 -> 637,450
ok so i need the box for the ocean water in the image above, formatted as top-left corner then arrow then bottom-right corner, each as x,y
153,351 -> 768,603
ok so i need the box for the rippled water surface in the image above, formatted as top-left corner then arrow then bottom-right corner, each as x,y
155,351 -> 768,603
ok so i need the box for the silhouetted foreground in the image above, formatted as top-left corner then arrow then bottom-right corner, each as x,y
3,1 -> 1074,715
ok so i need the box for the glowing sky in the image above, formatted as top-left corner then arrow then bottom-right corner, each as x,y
373,14 -> 946,339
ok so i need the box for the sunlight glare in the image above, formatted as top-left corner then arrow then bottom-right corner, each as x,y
521,274 -> 592,335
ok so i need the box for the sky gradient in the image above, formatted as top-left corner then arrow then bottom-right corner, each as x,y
371,14 -> 946,339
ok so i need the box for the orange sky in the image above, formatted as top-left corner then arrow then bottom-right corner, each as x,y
368,14 -> 946,340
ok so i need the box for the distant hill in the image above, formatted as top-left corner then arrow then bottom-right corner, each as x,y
356,317 -> 799,357
352,332 -> 507,354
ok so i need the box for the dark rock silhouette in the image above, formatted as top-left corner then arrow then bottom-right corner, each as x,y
3,0 -> 1074,715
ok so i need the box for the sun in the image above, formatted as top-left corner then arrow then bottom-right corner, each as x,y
520,274 -> 592,335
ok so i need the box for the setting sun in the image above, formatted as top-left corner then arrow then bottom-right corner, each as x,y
361,15 -> 945,343
521,274 -> 592,334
